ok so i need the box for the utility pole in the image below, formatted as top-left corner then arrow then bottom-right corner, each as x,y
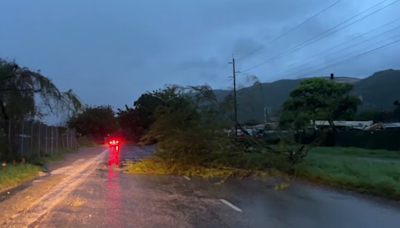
232,58 -> 238,136
264,106 -> 269,124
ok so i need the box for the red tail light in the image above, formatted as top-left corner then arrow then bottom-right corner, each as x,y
108,139 -> 121,145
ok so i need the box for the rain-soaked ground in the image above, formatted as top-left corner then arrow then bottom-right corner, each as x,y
2,145 -> 400,228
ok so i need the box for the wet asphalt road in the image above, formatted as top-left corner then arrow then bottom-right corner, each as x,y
34,145 -> 400,228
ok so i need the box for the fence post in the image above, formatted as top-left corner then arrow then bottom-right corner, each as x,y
65,130 -> 68,150
61,132 -> 64,149
38,122 -> 41,157
45,125 -> 48,155
8,119 -> 11,148
72,129 -> 75,149
51,126 -> 54,154
56,127 -> 58,152
30,122 -> 34,157
69,130 -> 75,150
70,130 -> 73,149
66,130 -> 70,150
20,121 -> 24,157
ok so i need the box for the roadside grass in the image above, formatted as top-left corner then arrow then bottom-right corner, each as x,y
0,163 -> 42,192
0,148 -> 79,192
297,151 -> 400,200
310,147 -> 400,160
29,149 -> 77,165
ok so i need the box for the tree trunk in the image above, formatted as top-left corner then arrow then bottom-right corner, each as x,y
0,102 -> 17,161
328,119 -> 337,131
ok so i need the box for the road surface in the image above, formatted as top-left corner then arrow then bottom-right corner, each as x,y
1,145 -> 400,228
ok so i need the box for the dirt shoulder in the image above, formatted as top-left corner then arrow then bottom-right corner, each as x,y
0,146 -> 105,224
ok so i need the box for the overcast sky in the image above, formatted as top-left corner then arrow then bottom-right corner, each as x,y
0,0 -> 399,123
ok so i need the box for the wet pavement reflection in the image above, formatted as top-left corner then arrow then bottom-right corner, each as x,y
32,145 -> 400,228
105,145 -> 123,227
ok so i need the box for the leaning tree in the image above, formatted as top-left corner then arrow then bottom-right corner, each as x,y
0,57 -> 82,160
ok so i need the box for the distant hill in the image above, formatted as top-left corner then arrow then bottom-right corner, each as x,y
353,69 -> 400,110
212,69 -> 400,123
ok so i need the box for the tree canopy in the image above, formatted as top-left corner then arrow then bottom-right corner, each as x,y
115,86 -> 185,142
279,78 -> 361,129
67,105 -> 117,142
0,58 -> 82,121
0,57 -> 82,160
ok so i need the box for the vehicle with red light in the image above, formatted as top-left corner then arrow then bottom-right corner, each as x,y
108,141 -> 120,166
107,137 -> 121,166
108,139 -> 121,146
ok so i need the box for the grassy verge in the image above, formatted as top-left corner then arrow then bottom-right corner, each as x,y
29,149 -> 77,165
0,164 -> 42,192
309,147 -> 400,160
298,148 -> 400,200
0,148 -> 79,192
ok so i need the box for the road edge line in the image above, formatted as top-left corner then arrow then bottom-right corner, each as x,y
219,199 -> 242,212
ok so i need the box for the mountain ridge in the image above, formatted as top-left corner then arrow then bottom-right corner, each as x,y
212,69 -> 400,122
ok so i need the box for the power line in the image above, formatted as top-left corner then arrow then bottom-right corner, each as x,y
240,0 -> 392,73
241,0 -> 399,73
294,33 -> 400,78
269,22 -> 400,77
237,0 -> 343,60
267,35 -> 400,80
296,17 -> 400,64
295,38 -> 400,79
260,37 -> 400,81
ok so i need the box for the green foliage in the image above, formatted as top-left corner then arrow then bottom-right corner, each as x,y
124,85 -> 309,183
67,105 -> 117,141
116,105 -> 142,141
279,78 -> 361,128
117,86 -> 184,142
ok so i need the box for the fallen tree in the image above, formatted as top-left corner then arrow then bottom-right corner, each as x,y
123,85 -> 318,186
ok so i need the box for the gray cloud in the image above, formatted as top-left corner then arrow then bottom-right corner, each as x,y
177,57 -> 223,71
0,0 -> 399,123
